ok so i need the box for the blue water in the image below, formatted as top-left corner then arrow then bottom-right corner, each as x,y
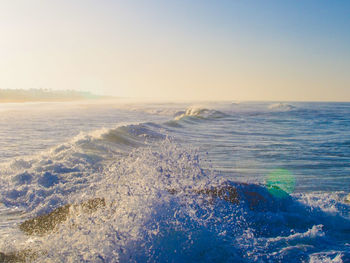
169,102 -> 350,192
0,101 -> 349,262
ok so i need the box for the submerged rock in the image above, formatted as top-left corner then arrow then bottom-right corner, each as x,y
171,182 -> 289,211
2,183 -> 289,262
19,197 -> 105,236
17,182 -> 288,237
0,250 -> 39,263
18,182 -> 282,238
0,198 -> 105,262
194,184 -> 240,205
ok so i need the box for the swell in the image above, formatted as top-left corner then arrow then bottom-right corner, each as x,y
0,106 -> 350,262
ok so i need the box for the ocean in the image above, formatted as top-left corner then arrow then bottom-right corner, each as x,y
0,101 -> 349,262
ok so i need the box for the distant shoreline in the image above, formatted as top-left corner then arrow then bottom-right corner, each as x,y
0,89 -> 109,103
0,98 -> 103,103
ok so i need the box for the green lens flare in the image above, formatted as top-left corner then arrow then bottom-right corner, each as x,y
265,169 -> 295,198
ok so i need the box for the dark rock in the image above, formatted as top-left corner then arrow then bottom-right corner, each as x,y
0,250 -> 38,263
19,198 -> 105,236
169,182 -> 289,211
194,185 -> 240,205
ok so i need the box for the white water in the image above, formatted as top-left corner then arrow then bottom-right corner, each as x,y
0,101 -> 349,262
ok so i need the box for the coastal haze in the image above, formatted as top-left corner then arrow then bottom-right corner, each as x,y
0,1 -> 350,263
0,0 -> 349,101
0,89 -> 103,103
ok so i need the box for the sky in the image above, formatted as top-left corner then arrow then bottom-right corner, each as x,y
0,0 -> 349,101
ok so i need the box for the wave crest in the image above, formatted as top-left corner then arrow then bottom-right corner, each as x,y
1,138 -> 349,262
174,107 -> 226,120
268,103 -> 296,111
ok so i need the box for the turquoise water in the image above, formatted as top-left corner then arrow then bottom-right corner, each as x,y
0,101 -> 349,262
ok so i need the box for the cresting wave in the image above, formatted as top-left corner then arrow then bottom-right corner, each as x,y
174,106 -> 227,121
0,122 -> 166,215
268,103 -> 297,111
0,111 -> 349,262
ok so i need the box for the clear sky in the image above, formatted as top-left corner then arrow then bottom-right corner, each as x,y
1,0 -> 349,101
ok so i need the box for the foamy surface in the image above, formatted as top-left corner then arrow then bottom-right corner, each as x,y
0,101 -> 349,262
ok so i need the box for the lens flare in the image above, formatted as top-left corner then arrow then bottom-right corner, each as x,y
265,169 -> 296,198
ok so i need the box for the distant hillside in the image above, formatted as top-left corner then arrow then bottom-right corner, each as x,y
0,89 -> 104,102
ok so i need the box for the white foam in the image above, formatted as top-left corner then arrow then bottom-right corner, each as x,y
268,103 -> 296,111
174,106 -> 226,120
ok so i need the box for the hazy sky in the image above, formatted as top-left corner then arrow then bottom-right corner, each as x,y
1,0 -> 349,101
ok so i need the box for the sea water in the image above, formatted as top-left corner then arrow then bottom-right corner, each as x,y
0,101 -> 349,262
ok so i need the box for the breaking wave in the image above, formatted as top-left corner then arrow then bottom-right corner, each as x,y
0,133 -> 349,262
268,103 -> 296,112
0,122 -> 166,215
0,110 -> 349,262
174,107 -> 227,121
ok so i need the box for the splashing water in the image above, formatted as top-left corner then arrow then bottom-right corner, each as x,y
0,102 -> 349,262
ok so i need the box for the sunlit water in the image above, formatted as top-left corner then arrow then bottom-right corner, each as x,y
0,101 -> 349,262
